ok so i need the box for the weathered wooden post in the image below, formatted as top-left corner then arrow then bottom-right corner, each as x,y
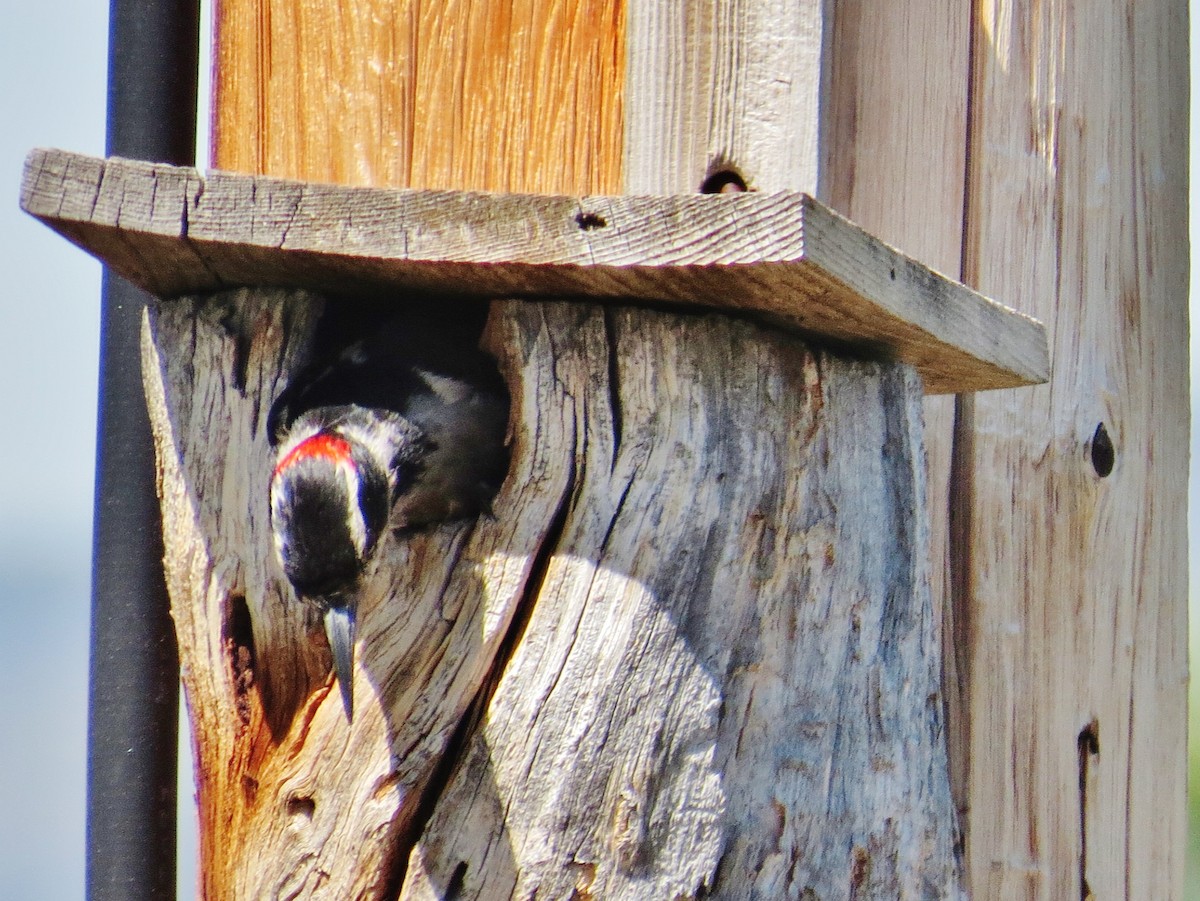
23,148 -> 1045,899
23,0 -> 1187,898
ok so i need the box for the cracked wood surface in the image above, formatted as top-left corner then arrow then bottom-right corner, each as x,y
142,287 -> 570,899
35,0 -> 1184,894
21,147 -> 1046,395
142,284 -> 961,898
401,302 -> 962,900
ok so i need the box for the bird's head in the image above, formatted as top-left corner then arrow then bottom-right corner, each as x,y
269,429 -> 390,720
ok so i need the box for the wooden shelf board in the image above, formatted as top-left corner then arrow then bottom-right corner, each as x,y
20,147 -> 1047,394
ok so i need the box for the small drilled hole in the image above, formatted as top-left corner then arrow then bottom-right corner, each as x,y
1090,423 -> 1115,477
699,170 -> 748,194
1078,720 -> 1100,756
575,211 -> 607,230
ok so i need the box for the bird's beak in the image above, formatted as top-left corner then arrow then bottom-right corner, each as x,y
323,605 -> 356,721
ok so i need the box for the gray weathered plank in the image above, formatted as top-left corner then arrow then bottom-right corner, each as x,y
402,302 -> 962,901
952,1 -> 1190,896
21,147 -> 1047,394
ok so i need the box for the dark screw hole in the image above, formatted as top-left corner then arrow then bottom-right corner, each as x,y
700,170 -> 748,194
575,211 -> 607,230
1090,423 -> 1115,477
1077,720 -> 1100,756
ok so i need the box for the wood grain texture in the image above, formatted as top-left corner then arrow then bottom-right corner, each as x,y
135,0 -> 968,896
141,287 -> 581,898
211,0 -> 624,194
954,1 -> 1189,897
58,0 -> 1183,894
21,148 -> 1047,395
623,0 -> 830,195
820,0 -> 972,832
139,284 -> 963,898
401,302 -> 962,901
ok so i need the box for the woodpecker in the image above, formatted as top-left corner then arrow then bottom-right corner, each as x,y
269,308 -> 510,720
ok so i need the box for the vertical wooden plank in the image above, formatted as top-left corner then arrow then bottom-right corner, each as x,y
402,306 -> 961,901
407,0 -> 625,193
821,1 -> 970,257
819,0 -> 973,825
1119,12 -> 1191,895
211,0 -> 624,193
623,0 -> 831,194
624,0 -> 977,847
612,1 -> 965,897
211,0 -> 417,185
958,1 -> 1188,897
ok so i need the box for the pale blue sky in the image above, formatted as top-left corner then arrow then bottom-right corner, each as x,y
2,3 -> 109,898
0,2 -> 207,895
0,3 -> 1194,898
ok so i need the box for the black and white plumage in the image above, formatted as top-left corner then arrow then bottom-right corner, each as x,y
269,309 -> 510,720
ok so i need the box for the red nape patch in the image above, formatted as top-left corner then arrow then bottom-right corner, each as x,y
273,432 -> 355,480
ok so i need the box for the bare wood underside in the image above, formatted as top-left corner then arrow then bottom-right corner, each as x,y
142,286 -> 961,899
24,147 -> 1046,395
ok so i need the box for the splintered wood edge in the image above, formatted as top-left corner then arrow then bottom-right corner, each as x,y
20,147 -> 1047,394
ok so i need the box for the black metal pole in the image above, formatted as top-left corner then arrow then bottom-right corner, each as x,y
87,2 -> 199,899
